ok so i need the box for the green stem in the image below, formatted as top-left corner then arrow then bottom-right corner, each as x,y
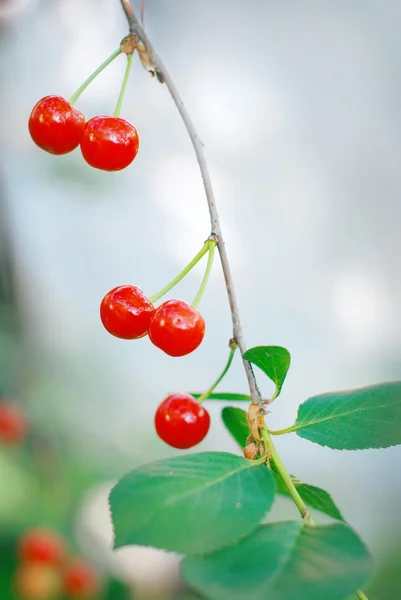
261,428 -> 369,600
260,428 -> 314,525
192,240 -> 216,308
148,241 -> 210,304
269,424 -> 298,436
68,48 -> 122,105
114,52 -> 134,117
197,343 -> 238,403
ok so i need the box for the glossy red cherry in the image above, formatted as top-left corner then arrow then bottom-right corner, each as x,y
18,527 -> 66,566
0,403 -> 27,444
63,560 -> 100,599
80,116 -> 139,171
155,393 -> 210,449
148,299 -> 205,357
28,96 -> 85,155
100,285 -> 155,339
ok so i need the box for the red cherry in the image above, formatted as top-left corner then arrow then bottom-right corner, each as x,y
28,96 -> 85,155
18,528 -> 65,566
63,560 -> 100,599
155,393 -> 210,449
148,299 -> 205,357
100,285 -> 155,340
80,116 -> 139,171
0,403 -> 27,444
13,564 -> 62,600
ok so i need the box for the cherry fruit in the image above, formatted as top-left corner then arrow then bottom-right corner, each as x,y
148,299 -> 205,357
18,527 -> 65,566
14,564 -> 62,600
80,116 -> 139,171
63,560 -> 100,599
29,96 -> 85,155
100,285 -> 155,339
0,403 -> 27,444
155,393 -> 210,449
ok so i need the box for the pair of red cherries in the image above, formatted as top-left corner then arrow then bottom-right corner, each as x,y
28,95 -> 139,171
100,285 -> 210,448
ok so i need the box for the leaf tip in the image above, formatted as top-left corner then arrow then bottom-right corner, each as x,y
112,536 -> 122,551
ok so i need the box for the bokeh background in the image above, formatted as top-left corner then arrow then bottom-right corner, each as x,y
1,0 -> 400,598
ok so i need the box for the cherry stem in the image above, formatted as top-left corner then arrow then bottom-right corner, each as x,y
262,430 -> 367,599
268,424 -> 298,436
148,241 -> 210,304
68,47 -> 122,105
196,343 -> 238,404
114,52 -> 134,117
260,428 -> 314,525
192,240 -> 216,308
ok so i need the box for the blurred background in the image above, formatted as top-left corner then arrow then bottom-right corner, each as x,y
0,0 -> 400,598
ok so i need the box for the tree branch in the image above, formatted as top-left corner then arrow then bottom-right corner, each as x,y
117,7 -> 370,599
119,0 -> 263,407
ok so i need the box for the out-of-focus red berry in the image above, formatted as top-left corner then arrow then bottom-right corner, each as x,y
13,563 -> 62,600
0,403 -> 27,444
63,560 -> 100,599
18,528 -> 65,566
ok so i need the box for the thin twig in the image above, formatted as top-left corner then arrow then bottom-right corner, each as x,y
119,0 -> 263,407
117,6 -> 370,599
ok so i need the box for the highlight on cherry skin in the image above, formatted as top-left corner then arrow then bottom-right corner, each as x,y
28,96 -> 85,155
100,285 -> 155,340
155,393 -> 210,449
148,299 -> 206,357
80,115 -> 140,171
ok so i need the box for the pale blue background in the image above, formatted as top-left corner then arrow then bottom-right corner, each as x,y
1,1 -> 400,597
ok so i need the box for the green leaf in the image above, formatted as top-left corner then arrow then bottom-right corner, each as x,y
223,408 -> 344,521
191,392 -> 251,402
182,521 -> 373,600
297,484 -> 344,521
109,452 -> 275,555
221,407 -> 249,448
243,346 -> 290,399
294,484 -> 344,521
294,381 -> 401,450
276,479 -> 344,521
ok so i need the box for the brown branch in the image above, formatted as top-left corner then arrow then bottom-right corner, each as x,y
119,0 -> 263,408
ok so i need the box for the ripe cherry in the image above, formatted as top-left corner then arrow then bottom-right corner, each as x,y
148,299 -> 205,357
80,116 -> 139,171
0,403 -> 27,444
63,560 -> 100,599
155,393 -> 210,449
13,564 -> 62,600
28,96 -> 85,155
18,527 -> 65,566
100,285 -> 155,339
